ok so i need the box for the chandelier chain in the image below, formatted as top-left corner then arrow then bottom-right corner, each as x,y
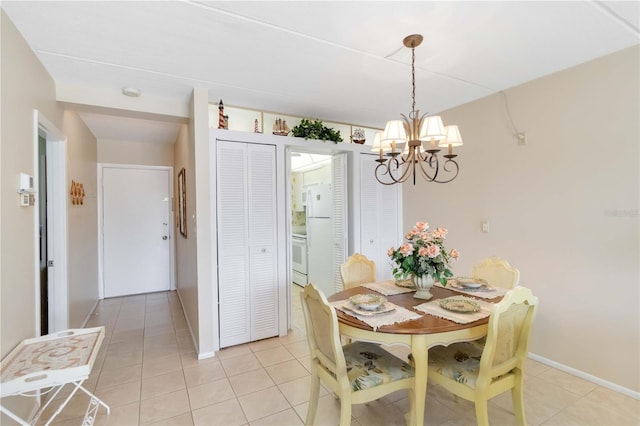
411,47 -> 416,116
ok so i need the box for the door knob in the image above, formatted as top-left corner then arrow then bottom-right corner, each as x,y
162,236 -> 168,240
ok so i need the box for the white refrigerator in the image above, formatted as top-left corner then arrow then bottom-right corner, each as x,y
305,184 -> 334,297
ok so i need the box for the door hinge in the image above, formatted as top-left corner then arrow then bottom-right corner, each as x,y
47,260 -> 54,267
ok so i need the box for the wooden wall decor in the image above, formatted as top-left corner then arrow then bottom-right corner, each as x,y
70,180 -> 85,205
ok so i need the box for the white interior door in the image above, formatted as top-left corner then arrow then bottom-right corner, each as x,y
360,154 -> 401,280
217,141 -> 278,348
103,166 -> 172,298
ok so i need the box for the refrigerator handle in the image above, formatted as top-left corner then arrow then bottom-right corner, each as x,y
306,188 -> 313,218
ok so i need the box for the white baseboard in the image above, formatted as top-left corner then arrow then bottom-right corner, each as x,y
197,351 -> 216,360
528,352 -> 640,400
175,288 -> 203,358
81,299 -> 100,328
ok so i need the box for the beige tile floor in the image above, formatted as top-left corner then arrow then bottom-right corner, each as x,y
38,286 -> 638,426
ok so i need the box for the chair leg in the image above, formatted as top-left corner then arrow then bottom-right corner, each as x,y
339,397 -> 352,426
474,398 -> 490,426
512,376 -> 526,426
306,373 -> 321,426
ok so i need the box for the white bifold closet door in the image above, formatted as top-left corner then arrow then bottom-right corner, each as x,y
332,154 -> 347,292
217,140 -> 278,348
359,153 -> 402,281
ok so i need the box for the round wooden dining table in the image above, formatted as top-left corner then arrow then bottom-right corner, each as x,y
328,284 -> 501,426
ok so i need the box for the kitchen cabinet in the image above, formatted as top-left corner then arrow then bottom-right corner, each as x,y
217,140 -> 279,348
292,172 -> 304,212
359,153 -> 402,281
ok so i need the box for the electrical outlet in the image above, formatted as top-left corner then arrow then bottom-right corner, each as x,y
481,221 -> 489,233
516,132 -> 526,145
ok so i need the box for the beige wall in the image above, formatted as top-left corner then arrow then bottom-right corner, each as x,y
1,11 -> 100,422
1,9 -> 63,357
173,122 -> 200,349
65,111 -> 99,327
403,46 -> 639,392
97,139 -> 174,166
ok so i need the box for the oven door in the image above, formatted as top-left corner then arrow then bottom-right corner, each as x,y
292,236 -> 307,274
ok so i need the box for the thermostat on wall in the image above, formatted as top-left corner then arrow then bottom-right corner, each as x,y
18,173 -> 34,193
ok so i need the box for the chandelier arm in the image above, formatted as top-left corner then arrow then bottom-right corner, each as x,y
398,149 -> 419,184
376,156 -> 405,185
375,162 -> 400,185
431,158 -> 460,183
416,153 -> 438,182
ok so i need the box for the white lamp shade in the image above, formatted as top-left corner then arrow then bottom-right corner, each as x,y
371,132 -> 389,152
381,120 -> 408,143
441,125 -> 463,147
419,115 -> 446,141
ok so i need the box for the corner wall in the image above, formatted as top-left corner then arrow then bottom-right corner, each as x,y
173,122 -> 200,349
1,9 -> 63,356
403,46 -> 639,393
65,111 -> 99,327
1,10 -> 61,423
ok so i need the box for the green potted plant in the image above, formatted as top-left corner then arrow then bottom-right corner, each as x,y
291,118 -> 343,143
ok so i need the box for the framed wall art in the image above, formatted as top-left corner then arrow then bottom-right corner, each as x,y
178,168 -> 187,238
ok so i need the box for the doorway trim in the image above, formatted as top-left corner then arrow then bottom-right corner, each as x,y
97,163 -> 176,299
33,110 -> 68,335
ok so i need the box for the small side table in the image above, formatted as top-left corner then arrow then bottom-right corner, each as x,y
0,327 -> 110,425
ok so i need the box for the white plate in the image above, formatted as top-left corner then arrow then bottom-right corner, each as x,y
342,301 -> 396,316
454,277 -> 488,289
439,298 -> 481,313
348,294 -> 387,311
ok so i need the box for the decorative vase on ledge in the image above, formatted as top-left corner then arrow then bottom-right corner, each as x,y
412,275 -> 435,300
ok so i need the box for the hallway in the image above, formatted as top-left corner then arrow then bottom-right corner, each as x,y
37,288 -> 639,425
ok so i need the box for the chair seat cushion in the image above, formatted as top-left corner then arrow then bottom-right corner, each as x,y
343,341 -> 414,391
428,341 -> 484,388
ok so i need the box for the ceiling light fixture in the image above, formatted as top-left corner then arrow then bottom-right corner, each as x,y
121,86 -> 141,97
372,34 -> 463,185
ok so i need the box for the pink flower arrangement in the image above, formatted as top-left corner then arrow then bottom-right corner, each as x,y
388,221 -> 459,285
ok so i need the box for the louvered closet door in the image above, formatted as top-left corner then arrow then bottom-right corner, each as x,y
360,154 -> 381,267
332,154 -> 347,292
218,140 -> 278,348
218,141 -> 251,347
247,144 -> 278,341
360,153 -> 401,280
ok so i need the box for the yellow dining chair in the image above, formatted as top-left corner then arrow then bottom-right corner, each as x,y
300,284 -> 415,426
472,257 -> 520,289
427,286 -> 538,426
340,253 -> 376,289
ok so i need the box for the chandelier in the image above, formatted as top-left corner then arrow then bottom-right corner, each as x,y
373,34 -> 463,185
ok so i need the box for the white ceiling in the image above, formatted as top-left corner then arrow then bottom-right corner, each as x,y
3,1 -> 638,144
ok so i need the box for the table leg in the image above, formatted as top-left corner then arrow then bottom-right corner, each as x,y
410,336 -> 428,426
